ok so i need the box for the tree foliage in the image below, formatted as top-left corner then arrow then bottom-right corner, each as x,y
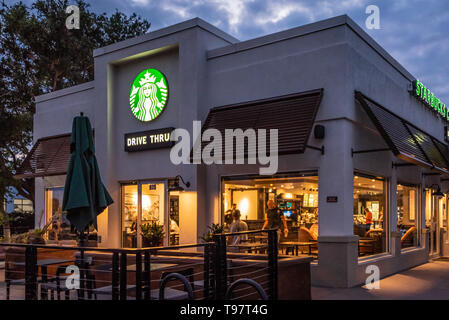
0,0 -> 150,216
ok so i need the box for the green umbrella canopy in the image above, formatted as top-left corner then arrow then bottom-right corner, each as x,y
62,114 -> 113,232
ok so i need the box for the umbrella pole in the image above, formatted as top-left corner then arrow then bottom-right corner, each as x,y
77,230 -> 88,247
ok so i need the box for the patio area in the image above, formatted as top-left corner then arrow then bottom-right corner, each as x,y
0,229 -> 313,300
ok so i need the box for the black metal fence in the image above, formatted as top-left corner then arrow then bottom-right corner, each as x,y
0,229 -> 279,300
213,229 -> 278,300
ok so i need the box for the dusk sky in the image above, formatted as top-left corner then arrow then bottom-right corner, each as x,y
9,0 -> 449,102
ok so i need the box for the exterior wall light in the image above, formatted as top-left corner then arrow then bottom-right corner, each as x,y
427,184 -> 444,197
168,175 -> 191,192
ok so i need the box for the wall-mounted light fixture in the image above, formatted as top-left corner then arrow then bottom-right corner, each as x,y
168,175 -> 191,192
426,184 -> 444,197
314,125 -> 325,139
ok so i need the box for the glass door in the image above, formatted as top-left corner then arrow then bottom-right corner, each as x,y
121,181 -> 167,248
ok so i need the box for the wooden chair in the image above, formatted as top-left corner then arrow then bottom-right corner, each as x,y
401,226 -> 417,248
4,247 -> 28,300
40,265 -> 69,300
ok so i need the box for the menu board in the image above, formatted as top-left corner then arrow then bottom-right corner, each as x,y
303,194 -> 318,207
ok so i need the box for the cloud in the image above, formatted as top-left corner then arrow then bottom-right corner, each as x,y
82,0 -> 449,102
130,0 -> 150,5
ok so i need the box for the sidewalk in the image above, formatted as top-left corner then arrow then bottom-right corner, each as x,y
312,259 -> 449,300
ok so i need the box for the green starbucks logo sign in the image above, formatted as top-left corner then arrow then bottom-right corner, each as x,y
129,69 -> 168,122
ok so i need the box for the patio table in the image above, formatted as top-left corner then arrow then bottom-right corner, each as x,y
227,243 -> 267,254
14,258 -> 75,300
127,263 -> 177,272
108,262 -> 178,272
280,241 -> 317,256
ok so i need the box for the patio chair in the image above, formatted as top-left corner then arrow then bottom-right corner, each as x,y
40,264 -> 77,300
88,263 -> 136,300
193,260 -> 233,295
150,267 -> 195,300
4,247 -> 42,300
286,227 -> 317,255
309,224 -> 318,239
40,257 -> 97,300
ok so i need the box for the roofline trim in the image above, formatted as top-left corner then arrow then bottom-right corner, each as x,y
207,15 -> 414,82
34,81 -> 95,103
93,17 -> 239,58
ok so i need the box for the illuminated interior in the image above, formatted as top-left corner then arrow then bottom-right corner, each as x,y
121,183 -> 165,248
44,187 -> 78,241
353,173 -> 386,257
397,183 -> 419,248
222,173 -> 319,257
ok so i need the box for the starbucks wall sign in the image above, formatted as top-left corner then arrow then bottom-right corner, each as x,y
124,127 -> 174,152
129,68 -> 168,122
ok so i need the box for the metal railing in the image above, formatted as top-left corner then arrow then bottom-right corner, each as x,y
0,229 -> 279,300
213,228 -> 278,300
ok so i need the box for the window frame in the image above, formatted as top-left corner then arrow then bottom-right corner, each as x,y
353,171 -> 391,257
220,171 -> 319,226
397,181 -> 421,250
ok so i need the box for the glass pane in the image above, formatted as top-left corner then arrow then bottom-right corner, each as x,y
141,183 -> 165,247
397,183 -> 419,248
169,193 -> 180,245
122,184 -> 138,248
45,188 -> 75,240
439,196 -> 447,230
222,173 -> 319,258
353,174 -> 386,257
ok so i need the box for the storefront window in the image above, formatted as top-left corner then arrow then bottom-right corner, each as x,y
169,194 -> 180,245
353,173 -> 387,257
222,172 -> 319,257
122,184 -> 138,248
442,195 -> 448,242
397,183 -> 419,248
121,182 -> 166,248
13,198 -> 33,214
45,188 -> 76,240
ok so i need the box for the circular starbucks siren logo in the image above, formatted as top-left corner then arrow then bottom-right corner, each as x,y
129,69 -> 168,122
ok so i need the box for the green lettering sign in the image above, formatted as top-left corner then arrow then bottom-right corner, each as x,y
129,68 -> 168,122
412,80 -> 448,123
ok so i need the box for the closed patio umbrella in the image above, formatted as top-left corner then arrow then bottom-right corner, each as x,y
62,113 -> 113,246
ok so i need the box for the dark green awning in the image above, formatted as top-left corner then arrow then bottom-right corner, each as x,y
356,91 -> 449,174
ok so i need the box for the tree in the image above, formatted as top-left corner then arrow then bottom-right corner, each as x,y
0,0 -> 151,235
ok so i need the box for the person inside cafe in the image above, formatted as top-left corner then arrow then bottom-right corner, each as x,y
131,216 -> 137,233
224,209 -> 233,226
224,203 -> 238,226
364,207 -> 373,231
228,210 -> 249,245
262,200 -> 289,240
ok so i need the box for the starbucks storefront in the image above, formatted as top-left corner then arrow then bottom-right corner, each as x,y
17,15 -> 449,287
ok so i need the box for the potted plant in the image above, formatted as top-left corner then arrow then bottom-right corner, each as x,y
26,229 -> 46,244
200,223 -> 225,243
141,221 -> 164,247
9,229 -> 46,244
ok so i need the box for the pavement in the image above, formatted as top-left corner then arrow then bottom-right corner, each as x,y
312,259 -> 449,300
